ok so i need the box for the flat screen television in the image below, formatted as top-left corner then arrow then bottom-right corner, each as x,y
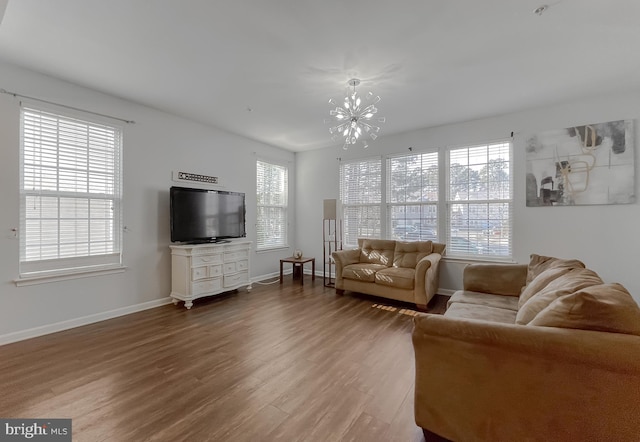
170,186 -> 246,243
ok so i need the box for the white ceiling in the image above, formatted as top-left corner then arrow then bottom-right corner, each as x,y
1,0 -> 639,152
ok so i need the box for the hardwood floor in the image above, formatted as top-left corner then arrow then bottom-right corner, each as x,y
0,276 -> 447,442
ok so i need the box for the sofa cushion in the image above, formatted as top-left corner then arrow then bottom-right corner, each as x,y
445,302 -> 517,324
448,290 -> 520,312
529,283 -> 640,335
525,254 -> 585,285
393,241 -> 433,269
431,242 -> 446,255
342,263 -> 388,282
376,267 -> 415,290
359,239 -> 396,266
516,268 -> 603,325
519,266 -> 574,308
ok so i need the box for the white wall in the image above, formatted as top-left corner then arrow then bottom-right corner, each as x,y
0,61 -> 295,341
296,91 -> 640,303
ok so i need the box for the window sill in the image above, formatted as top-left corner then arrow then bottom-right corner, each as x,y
442,255 -> 516,265
15,265 -> 127,287
256,246 -> 290,254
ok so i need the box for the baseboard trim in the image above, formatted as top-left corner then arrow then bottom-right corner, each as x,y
0,297 -> 173,346
437,288 -> 455,297
252,271 -> 282,283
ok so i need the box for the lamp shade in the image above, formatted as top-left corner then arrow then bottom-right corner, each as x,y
323,199 -> 341,220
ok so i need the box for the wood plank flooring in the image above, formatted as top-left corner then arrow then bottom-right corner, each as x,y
0,276 -> 447,442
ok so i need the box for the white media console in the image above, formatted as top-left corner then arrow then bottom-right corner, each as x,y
170,240 -> 252,309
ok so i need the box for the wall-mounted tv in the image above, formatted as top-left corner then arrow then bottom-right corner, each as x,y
170,186 -> 246,243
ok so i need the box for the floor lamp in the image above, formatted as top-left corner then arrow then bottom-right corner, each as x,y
323,199 -> 342,287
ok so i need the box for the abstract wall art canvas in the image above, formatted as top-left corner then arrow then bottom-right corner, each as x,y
525,119 -> 635,206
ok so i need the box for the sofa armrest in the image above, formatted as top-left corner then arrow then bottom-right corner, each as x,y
412,314 -> 640,442
414,253 -> 441,306
463,263 -> 527,296
332,248 -> 360,267
332,248 -> 360,288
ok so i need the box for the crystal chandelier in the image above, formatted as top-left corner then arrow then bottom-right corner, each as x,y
326,78 -> 385,150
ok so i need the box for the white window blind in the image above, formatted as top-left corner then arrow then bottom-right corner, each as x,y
20,104 -> 123,275
446,141 -> 512,258
387,151 -> 438,241
256,160 -> 288,250
340,158 -> 382,247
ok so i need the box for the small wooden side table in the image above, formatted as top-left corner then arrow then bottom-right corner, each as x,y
280,257 -> 315,285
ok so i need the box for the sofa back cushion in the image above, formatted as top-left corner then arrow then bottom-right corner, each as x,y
393,241 -> 433,269
516,268 -> 603,325
529,283 -> 640,335
519,266 -> 574,308
525,254 -> 585,285
358,239 -> 396,266
431,242 -> 446,255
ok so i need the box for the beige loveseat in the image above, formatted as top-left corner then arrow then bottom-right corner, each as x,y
332,238 -> 445,310
412,254 -> 640,442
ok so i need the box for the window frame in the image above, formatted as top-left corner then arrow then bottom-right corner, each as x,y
386,150 -> 439,242
18,102 -> 124,283
256,159 -> 289,251
339,157 -> 383,248
444,140 -> 513,260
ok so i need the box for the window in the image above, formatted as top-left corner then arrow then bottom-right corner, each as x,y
20,103 -> 123,276
256,160 -> 288,250
387,152 -> 438,242
340,158 -> 382,247
446,141 -> 512,258
338,140 -> 513,260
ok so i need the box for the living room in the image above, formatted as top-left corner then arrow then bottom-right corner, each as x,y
1,1 -> 640,441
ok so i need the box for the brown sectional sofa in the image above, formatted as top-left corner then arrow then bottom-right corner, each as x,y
412,254 -> 640,442
332,238 -> 445,309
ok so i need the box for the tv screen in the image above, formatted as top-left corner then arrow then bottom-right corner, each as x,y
170,186 -> 246,243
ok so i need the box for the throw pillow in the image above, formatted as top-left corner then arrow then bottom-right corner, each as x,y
519,266 -> 573,309
529,283 -> 640,336
526,254 -> 585,285
516,268 -> 603,325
